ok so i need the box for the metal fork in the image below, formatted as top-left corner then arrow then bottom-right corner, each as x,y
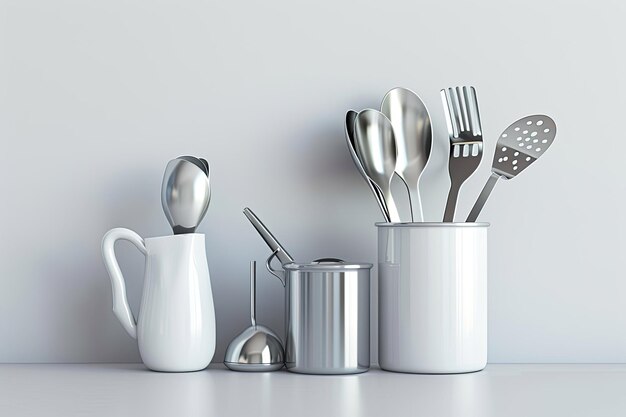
441,86 -> 483,222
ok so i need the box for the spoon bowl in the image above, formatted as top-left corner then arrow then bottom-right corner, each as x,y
345,110 -> 391,222
381,87 -> 432,222
354,109 -> 400,222
161,157 -> 211,234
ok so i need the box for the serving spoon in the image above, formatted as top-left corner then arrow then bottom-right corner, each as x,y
381,87 -> 432,222
345,110 -> 391,222
354,109 -> 401,223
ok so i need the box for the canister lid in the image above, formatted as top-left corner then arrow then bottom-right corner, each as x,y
283,258 -> 372,271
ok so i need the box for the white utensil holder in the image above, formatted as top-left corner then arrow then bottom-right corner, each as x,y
377,222 -> 489,374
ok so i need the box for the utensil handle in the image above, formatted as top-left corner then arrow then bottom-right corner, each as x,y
250,261 -> 256,327
408,186 -> 424,222
265,250 -> 286,287
345,119 -> 391,222
101,228 -> 147,339
312,258 -> 345,264
244,207 -> 294,264
443,182 -> 462,222
384,189 -> 401,223
466,172 -> 501,222
370,180 -> 392,222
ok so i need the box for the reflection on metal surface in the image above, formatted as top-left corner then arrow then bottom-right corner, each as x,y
381,87 -> 432,222
224,261 -> 284,371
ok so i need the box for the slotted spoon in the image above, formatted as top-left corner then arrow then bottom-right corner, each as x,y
441,86 -> 483,222
466,115 -> 557,222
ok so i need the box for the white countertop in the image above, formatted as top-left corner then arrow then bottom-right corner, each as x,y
0,364 -> 624,417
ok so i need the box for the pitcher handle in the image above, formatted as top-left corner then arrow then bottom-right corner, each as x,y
101,228 -> 147,339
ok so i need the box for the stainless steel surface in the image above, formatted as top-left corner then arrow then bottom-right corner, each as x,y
467,172 -> 501,222
161,157 -> 211,234
283,258 -> 372,270
345,110 -> 391,222
224,261 -> 284,372
281,260 -> 371,374
243,207 -> 294,265
265,249 -> 287,286
354,109 -> 401,222
466,115 -> 557,222
177,155 -> 208,175
223,325 -> 285,372
381,87 -> 432,222
244,209 -> 372,374
199,158 -> 209,175
441,86 -> 483,222
250,260 -> 257,327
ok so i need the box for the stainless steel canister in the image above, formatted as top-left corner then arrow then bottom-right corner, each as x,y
267,256 -> 372,375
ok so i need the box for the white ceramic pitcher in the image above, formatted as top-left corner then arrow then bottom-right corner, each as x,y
102,228 -> 216,372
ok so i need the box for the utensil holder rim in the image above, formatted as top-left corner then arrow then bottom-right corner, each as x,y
375,222 -> 489,228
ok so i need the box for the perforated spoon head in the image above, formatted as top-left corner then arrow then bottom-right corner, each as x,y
492,115 -> 557,179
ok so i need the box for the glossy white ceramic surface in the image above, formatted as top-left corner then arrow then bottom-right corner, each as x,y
377,223 -> 488,373
102,229 -> 216,372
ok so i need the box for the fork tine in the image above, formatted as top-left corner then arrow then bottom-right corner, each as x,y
461,86 -> 473,133
440,89 -> 460,138
465,86 -> 482,137
449,88 -> 464,133
449,88 -> 464,134
456,86 -> 470,132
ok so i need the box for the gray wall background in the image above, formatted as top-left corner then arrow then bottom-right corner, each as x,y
1,0 -> 624,363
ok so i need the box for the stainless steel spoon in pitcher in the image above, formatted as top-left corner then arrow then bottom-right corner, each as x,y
161,156 -> 211,234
